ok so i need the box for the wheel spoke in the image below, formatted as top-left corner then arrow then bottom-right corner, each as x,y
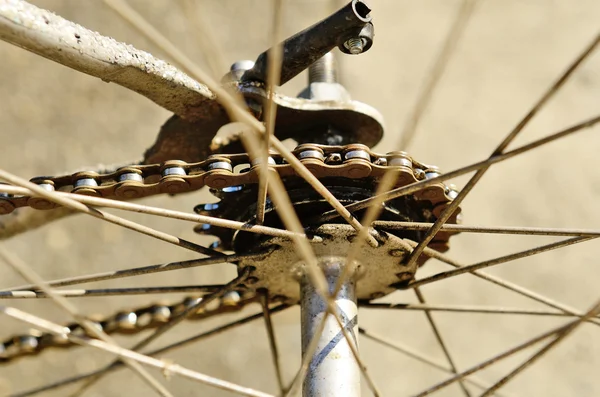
479,300 -> 600,396
72,270 -> 251,395
399,0 -> 477,150
401,239 -> 600,327
0,185 -> 319,243
149,303 -> 291,357
2,305 -> 69,335
0,285 -> 225,298
414,288 -> 471,396
2,253 -> 260,291
373,221 -> 600,237
12,304 -> 292,397
361,302 -> 590,318
0,207 -> 75,240
256,0 -> 284,226
410,236 -> 594,288
359,327 -> 515,397
0,161 -> 149,240
0,170 -> 220,256
284,307 -> 328,397
320,114 -> 600,222
260,292 -> 286,395
0,247 -> 173,397
415,298 -> 600,396
1,305 -> 275,397
477,344 -> 555,394
402,32 -> 600,271
180,0 -> 227,78
255,173 -> 270,226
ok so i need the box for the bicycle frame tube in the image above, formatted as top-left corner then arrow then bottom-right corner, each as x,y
300,259 -> 360,397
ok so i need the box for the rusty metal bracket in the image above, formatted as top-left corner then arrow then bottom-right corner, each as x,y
239,82 -> 384,148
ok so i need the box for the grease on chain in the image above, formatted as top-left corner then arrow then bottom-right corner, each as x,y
0,291 -> 257,363
0,144 -> 461,362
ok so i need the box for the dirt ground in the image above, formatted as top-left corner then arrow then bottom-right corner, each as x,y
0,1 -> 599,396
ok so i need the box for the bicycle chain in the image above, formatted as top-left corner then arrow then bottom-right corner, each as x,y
0,143 -> 461,362
0,143 -> 459,219
0,290 -> 258,362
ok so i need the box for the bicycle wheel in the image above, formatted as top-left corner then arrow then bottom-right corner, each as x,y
0,1 -> 599,396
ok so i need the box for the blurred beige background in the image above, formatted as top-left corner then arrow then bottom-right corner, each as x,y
0,0 -> 599,396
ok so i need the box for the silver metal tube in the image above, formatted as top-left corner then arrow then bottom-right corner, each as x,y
301,259 -> 360,397
309,52 -> 338,84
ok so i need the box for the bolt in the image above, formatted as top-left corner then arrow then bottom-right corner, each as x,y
309,52 -> 337,84
344,37 -> 364,55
